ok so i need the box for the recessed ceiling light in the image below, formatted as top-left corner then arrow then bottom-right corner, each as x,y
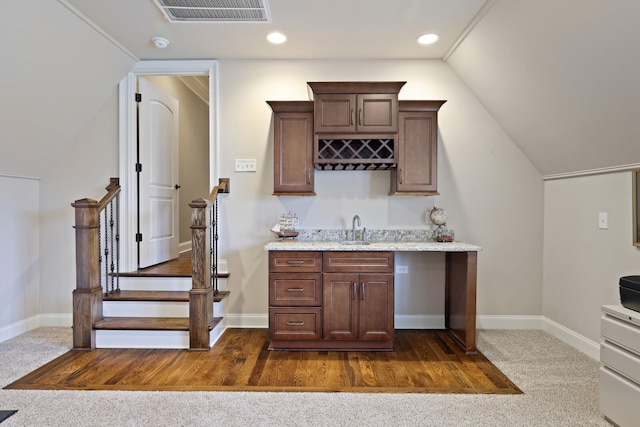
417,33 -> 439,45
267,32 -> 287,44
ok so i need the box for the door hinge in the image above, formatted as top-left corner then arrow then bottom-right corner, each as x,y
136,233 -> 143,242
135,93 -> 142,102
135,163 -> 142,172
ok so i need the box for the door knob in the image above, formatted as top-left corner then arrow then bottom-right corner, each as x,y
175,184 -> 181,189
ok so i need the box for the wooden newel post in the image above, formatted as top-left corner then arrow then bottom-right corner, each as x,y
71,198 -> 104,350
189,198 -> 214,350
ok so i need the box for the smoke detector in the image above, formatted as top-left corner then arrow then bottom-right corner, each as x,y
152,0 -> 271,23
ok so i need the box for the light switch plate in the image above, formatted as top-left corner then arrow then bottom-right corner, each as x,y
235,159 -> 256,172
599,212 -> 608,229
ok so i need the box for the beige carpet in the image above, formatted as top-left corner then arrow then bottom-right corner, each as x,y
0,328 -> 607,426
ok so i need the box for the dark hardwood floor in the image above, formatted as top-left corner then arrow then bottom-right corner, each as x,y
5,329 -> 521,394
118,251 -> 194,277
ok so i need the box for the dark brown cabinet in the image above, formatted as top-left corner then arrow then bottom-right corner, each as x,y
268,83 -> 446,196
323,272 -> 394,341
266,101 -> 315,196
323,251 -> 394,343
308,82 -> 405,134
390,101 -> 446,195
313,93 -> 399,134
268,251 -> 323,342
268,250 -> 394,351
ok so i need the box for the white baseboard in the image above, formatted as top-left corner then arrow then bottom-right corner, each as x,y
179,241 -> 192,253
477,314 -> 544,330
542,317 -> 600,360
225,314 -> 268,328
0,315 -> 40,343
1,313 -> 600,361
395,315 -> 444,329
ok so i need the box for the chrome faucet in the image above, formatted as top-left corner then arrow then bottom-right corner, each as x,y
352,215 -> 361,241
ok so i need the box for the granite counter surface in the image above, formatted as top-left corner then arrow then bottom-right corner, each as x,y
264,240 -> 481,252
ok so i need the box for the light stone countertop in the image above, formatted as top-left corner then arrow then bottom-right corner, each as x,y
264,240 -> 481,252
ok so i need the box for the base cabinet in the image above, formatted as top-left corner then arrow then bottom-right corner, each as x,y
323,273 -> 394,341
268,250 -> 394,350
600,305 -> 640,427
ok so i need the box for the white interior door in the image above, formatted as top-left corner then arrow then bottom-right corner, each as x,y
138,77 -> 179,268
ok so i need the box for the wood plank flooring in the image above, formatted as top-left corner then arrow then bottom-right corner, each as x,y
5,329 -> 521,394
117,251 -> 229,278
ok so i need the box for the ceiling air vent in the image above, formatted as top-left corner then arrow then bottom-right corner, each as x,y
153,0 -> 271,23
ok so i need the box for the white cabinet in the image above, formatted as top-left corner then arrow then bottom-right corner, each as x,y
600,305 -> 640,427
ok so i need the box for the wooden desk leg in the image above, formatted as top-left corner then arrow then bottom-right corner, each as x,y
445,251 -> 477,354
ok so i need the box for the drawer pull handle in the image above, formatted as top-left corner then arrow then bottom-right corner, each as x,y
286,260 -> 305,265
286,321 -> 305,326
361,282 -> 365,300
286,288 -> 304,292
353,282 -> 357,300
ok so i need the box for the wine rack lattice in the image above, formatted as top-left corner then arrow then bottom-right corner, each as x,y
315,138 -> 396,170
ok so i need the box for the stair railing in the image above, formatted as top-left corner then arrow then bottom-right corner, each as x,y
71,178 -> 121,350
189,178 -> 229,349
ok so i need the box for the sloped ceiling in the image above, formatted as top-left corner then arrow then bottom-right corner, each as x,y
0,0 -> 135,178
3,0 -> 639,178
447,0 -> 640,176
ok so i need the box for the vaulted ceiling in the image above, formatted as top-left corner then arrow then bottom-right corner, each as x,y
4,0 -> 640,177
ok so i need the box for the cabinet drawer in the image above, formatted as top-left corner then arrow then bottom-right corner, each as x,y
269,308 -> 322,340
602,314 -> 640,355
599,366 -> 640,427
269,251 -> 322,273
324,251 -> 394,273
601,341 -> 640,384
269,273 -> 322,306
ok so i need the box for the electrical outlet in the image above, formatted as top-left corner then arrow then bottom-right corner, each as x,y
235,159 -> 256,172
599,212 -> 608,229
396,265 -> 408,274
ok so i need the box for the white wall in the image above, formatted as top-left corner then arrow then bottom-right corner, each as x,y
0,175 -> 39,340
39,92 -> 121,317
5,58 -> 543,336
543,171 -> 640,343
217,59 -> 544,323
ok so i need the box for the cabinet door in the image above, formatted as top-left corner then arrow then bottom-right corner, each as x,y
323,273 -> 358,340
357,94 -> 398,133
314,94 -> 356,133
273,111 -> 314,195
359,274 -> 394,341
392,110 -> 438,194
315,93 -> 398,134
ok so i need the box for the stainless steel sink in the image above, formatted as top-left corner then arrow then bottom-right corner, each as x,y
340,240 -> 370,245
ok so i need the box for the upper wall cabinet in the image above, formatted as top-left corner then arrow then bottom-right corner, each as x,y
308,82 -> 405,134
268,82 -> 446,196
390,101 -> 446,196
267,101 -> 315,196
